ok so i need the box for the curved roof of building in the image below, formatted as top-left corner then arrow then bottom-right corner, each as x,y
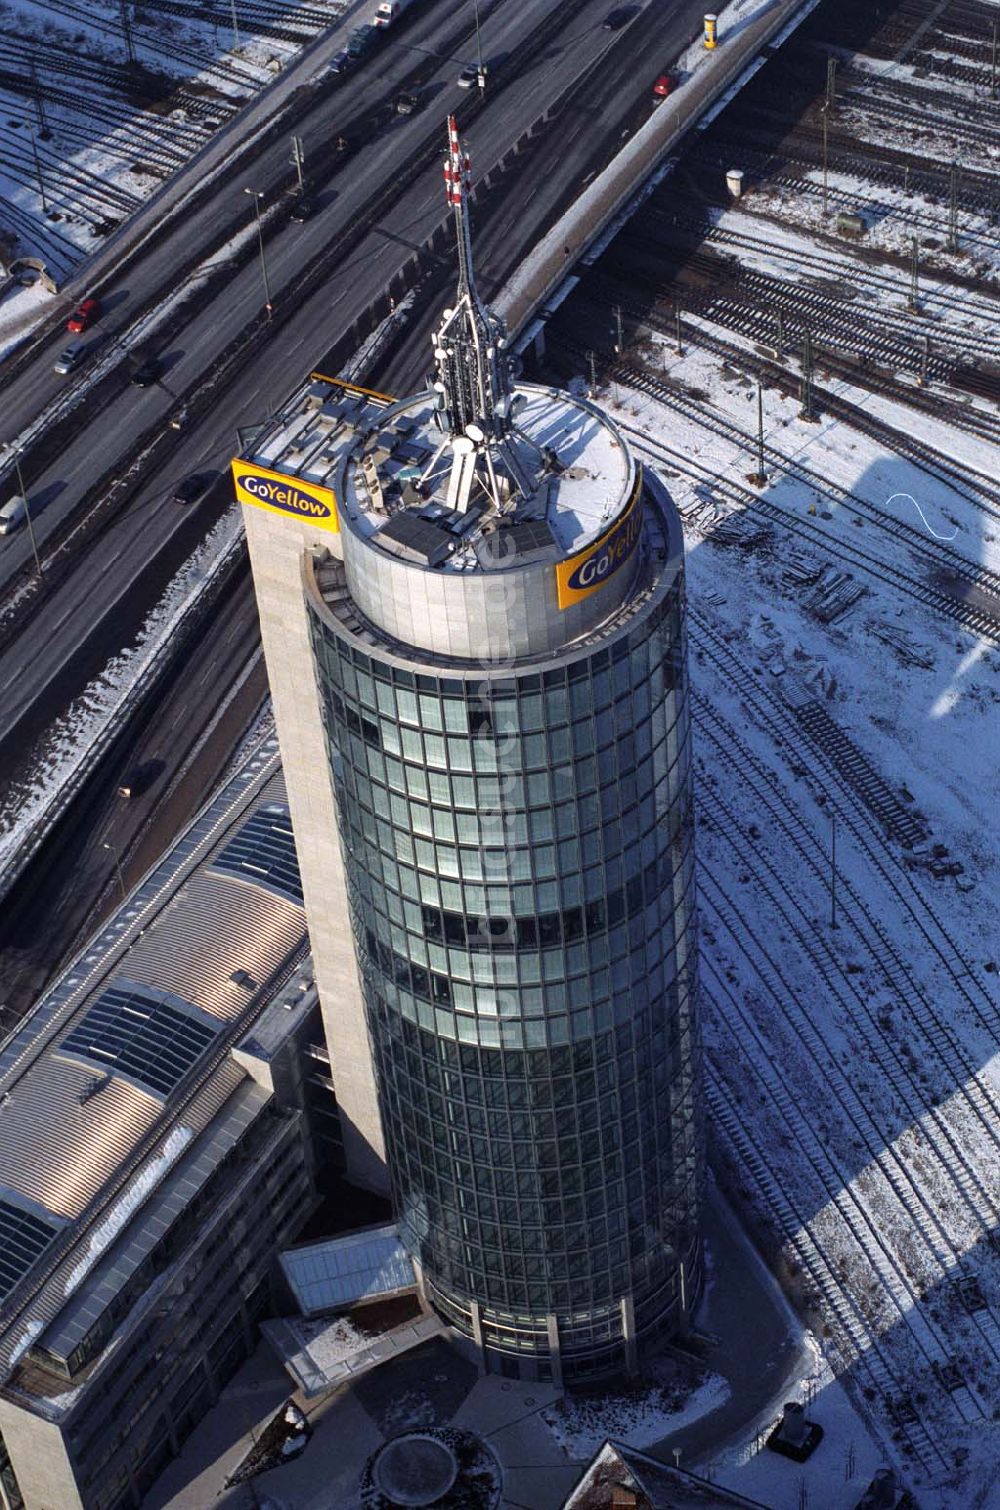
0,738 -> 308,1352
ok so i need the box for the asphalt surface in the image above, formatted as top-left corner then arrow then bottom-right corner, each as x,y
0,568 -> 266,1019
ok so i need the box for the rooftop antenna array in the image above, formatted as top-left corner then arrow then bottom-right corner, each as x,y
424,117 -> 534,514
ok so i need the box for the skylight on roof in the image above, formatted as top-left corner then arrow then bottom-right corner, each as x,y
212,803 -> 303,906
0,1196 -> 58,1302
59,984 -> 218,1098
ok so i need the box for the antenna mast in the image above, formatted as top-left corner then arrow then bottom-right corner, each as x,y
430,117 -> 532,513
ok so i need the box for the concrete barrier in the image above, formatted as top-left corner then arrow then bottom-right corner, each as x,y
499,0 -> 824,337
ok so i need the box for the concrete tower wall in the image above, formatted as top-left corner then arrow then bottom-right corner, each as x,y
336,386 -> 641,663
242,504 -> 388,1195
339,524 -> 639,664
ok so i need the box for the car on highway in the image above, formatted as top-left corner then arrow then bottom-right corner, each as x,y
289,194 -> 316,222
347,23 -> 378,59
652,72 -> 674,100
117,760 -> 160,799
172,473 -> 209,505
603,6 -> 636,28
457,64 -> 484,88
0,496 -> 28,535
67,297 -> 101,333
396,90 -> 419,115
131,355 -> 162,388
54,341 -> 88,375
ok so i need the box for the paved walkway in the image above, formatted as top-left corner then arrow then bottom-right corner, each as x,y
148,1181 -> 810,1509
652,1183 -> 805,1469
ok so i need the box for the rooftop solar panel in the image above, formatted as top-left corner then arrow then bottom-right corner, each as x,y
212,804 -> 303,906
59,984 -> 218,1098
0,1196 -> 58,1301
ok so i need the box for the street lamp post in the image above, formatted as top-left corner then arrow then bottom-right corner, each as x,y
244,188 -> 273,321
103,841 -> 126,900
27,120 -> 48,216
6,445 -> 43,578
473,0 -> 485,87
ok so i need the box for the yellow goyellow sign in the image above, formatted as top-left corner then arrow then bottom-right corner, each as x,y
231,460 -> 339,533
556,483 -> 643,610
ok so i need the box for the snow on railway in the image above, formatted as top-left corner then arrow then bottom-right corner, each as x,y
538,10 -> 1000,1480
567,324 -> 1000,1501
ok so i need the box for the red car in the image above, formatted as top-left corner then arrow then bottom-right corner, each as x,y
652,73 -> 674,100
67,297 -> 101,333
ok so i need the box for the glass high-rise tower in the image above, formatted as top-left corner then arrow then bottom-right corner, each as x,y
234,119 -> 703,1381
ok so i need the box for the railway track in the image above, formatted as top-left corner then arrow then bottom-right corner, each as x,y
637,214 -> 1000,351
707,1070 -> 948,1471
688,600 -> 1000,1040
695,744 -> 1000,1435
694,681 -> 1000,1210
567,284 -> 1000,526
700,128 -> 1000,244
692,629 -> 1000,1338
610,376 -> 1000,648
572,320 -> 1000,581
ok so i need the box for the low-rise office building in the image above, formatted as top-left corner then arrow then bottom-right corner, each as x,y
0,739 -> 329,1510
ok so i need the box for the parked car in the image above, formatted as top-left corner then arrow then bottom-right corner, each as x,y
289,194 -> 316,222
54,341 -> 87,375
327,49 -> 352,74
603,6 -> 635,28
652,72 -> 674,100
67,297 -> 101,333
172,474 -> 208,505
131,355 -> 162,387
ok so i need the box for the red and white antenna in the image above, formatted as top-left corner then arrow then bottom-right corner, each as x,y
431,117 -> 530,509
443,115 -> 471,207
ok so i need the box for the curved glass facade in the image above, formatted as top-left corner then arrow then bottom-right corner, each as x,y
306,485 -> 702,1379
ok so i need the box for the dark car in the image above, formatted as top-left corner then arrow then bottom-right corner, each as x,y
395,90 -> 419,115
347,23 -> 378,58
172,474 -> 208,505
327,48 -> 352,74
131,355 -> 162,388
67,297 -> 101,333
117,760 -> 160,799
603,6 -> 635,28
289,195 -> 316,222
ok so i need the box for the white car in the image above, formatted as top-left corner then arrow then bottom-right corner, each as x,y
54,341 -> 87,375
458,64 -> 485,88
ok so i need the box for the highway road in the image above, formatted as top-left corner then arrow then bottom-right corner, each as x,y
0,567 -> 267,1021
0,0 -> 711,776
0,0 -> 722,1016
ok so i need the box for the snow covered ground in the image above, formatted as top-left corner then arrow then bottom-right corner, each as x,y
543,1368 -> 729,1460
573,270 -> 1000,1503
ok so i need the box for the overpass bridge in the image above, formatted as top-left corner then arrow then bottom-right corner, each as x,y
500,0 -> 824,341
